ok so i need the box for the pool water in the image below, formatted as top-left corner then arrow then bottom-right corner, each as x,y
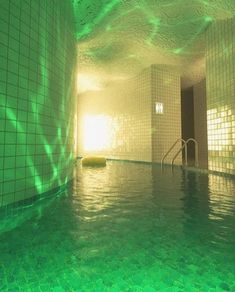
1,161 -> 235,291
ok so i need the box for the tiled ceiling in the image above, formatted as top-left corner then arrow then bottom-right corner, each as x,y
72,0 -> 235,91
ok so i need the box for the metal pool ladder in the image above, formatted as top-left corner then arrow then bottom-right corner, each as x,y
161,138 -> 199,168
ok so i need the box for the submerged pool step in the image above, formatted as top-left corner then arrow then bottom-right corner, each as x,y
81,156 -> 106,167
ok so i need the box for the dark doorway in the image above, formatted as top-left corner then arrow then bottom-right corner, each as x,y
181,86 -> 195,165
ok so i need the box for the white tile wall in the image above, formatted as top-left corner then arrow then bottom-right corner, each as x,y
151,65 -> 181,164
78,65 -> 181,164
78,67 -> 153,162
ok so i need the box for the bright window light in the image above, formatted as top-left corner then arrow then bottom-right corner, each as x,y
83,115 -> 110,151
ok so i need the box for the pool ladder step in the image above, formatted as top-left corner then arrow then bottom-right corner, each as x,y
161,138 -> 198,168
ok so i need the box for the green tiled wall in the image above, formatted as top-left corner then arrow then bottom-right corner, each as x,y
206,18 -> 235,175
0,0 -> 77,207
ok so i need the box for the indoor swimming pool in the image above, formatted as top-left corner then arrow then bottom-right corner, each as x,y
1,161 -> 235,291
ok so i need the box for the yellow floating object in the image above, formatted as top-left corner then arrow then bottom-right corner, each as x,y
81,156 -> 106,167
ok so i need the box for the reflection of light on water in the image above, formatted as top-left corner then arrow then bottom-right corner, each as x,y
208,174 -> 235,220
77,162 -> 153,221
78,166 -> 115,218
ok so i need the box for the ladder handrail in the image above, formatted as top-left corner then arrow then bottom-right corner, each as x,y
171,138 -> 199,168
161,138 -> 187,167
171,142 -> 187,167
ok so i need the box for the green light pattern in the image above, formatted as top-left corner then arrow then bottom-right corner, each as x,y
73,0 -> 235,88
72,0 -> 235,45
72,0 -> 121,40
0,0 -> 77,207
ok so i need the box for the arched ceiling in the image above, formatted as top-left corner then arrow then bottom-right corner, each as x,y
72,0 -> 235,92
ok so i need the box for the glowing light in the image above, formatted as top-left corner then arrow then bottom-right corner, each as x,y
207,105 -> 233,151
156,102 -> 164,114
173,48 -> 183,54
106,25 -> 112,31
77,74 -> 103,93
83,115 -> 111,151
204,16 -> 213,22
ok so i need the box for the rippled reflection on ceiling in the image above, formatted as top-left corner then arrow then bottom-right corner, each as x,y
72,0 -> 235,90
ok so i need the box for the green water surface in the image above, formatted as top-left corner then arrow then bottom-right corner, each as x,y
1,161 -> 235,291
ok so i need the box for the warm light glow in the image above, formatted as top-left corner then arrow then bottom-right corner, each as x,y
83,115 -> 111,151
207,105 -> 232,151
77,74 -> 102,93
156,102 -> 164,114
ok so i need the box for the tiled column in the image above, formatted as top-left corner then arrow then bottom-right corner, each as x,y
151,65 -> 181,164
